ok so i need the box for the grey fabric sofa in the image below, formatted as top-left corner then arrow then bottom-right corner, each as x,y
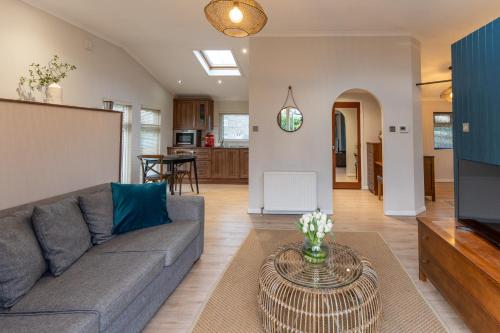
0,184 -> 204,333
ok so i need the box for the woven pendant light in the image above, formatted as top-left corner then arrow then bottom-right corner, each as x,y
204,0 -> 268,38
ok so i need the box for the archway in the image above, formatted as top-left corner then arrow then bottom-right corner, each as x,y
332,89 -> 383,195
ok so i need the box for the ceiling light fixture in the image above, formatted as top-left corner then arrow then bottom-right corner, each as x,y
242,48 -> 248,54
440,86 -> 453,103
218,80 -> 223,84
229,3 -> 243,23
177,80 -> 183,84
204,0 -> 268,38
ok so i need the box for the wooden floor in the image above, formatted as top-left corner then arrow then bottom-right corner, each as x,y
144,183 -> 469,333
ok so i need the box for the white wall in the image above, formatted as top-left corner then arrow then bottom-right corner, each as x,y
249,36 -> 424,216
213,100 -> 249,144
337,91 -> 383,188
0,0 -> 173,184
421,99 -> 454,182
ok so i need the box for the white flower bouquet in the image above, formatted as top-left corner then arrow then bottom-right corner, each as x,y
296,210 -> 333,263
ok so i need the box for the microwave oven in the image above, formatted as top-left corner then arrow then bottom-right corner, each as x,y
174,130 -> 201,147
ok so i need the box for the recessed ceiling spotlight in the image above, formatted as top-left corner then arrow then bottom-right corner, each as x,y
177,80 -> 183,84
242,48 -> 248,54
217,80 -> 223,85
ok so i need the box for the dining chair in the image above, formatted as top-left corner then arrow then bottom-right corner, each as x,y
137,155 -> 171,184
172,149 -> 195,195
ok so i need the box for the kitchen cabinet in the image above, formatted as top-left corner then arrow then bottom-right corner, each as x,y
239,149 -> 249,179
211,149 -> 240,179
173,98 -> 213,130
168,147 -> 248,184
173,99 -> 196,129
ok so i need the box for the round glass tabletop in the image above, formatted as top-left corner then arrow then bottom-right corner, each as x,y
273,242 -> 363,289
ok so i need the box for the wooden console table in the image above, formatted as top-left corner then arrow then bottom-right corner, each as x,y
417,217 -> 500,332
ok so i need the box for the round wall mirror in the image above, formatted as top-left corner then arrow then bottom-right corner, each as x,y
277,107 -> 303,132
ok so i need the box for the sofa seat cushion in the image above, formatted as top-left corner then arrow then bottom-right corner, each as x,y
94,220 -> 201,267
0,312 -> 98,333
2,250 -> 164,331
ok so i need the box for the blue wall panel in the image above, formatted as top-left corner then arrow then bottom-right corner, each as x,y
452,18 -> 500,166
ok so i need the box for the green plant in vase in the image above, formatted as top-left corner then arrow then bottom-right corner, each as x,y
17,55 -> 77,103
296,210 -> 333,264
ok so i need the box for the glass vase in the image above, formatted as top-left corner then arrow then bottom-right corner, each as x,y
302,237 -> 328,264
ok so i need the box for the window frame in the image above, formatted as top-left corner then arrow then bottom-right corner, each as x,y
140,107 -> 161,155
201,50 -> 238,68
109,101 -> 133,183
193,50 -> 242,77
433,112 -> 453,150
220,113 -> 250,144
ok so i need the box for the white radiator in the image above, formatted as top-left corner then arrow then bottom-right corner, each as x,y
263,172 -> 317,214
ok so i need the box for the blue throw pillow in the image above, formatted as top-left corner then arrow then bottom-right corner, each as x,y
111,182 -> 171,235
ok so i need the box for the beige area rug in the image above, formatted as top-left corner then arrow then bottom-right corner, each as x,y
192,230 -> 446,333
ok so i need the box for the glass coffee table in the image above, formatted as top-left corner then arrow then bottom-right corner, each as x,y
258,242 -> 382,333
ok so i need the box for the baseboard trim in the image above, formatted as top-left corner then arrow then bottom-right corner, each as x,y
385,206 -> 426,216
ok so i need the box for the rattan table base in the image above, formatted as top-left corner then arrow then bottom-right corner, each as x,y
258,242 -> 382,333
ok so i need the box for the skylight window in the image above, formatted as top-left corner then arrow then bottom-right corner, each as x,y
193,50 -> 241,76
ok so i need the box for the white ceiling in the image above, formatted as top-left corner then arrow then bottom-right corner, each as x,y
23,0 -> 500,101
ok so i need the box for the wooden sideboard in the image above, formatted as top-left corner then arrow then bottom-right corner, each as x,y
417,217 -> 500,332
424,156 -> 436,201
366,147 -> 436,201
367,142 -> 382,195
168,147 -> 248,184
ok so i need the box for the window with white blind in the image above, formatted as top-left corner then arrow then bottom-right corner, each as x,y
433,112 -> 453,150
111,103 -> 132,183
140,108 -> 161,154
221,114 -> 249,143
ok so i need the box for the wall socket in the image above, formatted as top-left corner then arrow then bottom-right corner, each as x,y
389,126 -> 396,133
399,125 -> 408,133
252,125 -> 259,132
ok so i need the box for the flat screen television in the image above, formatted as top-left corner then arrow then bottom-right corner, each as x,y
458,159 -> 500,246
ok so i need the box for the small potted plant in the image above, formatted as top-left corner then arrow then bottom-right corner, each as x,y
17,55 -> 77,104
296,210 -> 333,264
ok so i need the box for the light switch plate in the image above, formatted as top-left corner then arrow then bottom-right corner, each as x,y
389,126 -> 396,133
252,125 -> 259,132
463,123 -> 470,133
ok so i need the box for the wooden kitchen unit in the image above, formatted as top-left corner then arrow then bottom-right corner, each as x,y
168,147 -> 248,184
367,142 -> 382,195
173,98 -> 214,130
417,217 -> 500,333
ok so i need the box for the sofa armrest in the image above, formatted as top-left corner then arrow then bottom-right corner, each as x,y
167,195 -> 205,225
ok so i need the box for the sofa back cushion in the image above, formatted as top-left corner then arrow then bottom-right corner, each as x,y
0,215 -> 47,308
79,189 -> 115,245
111,183 -> 170,235
32,198 -> 92,276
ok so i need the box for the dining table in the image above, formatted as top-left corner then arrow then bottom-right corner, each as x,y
142,154 -> 199,195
